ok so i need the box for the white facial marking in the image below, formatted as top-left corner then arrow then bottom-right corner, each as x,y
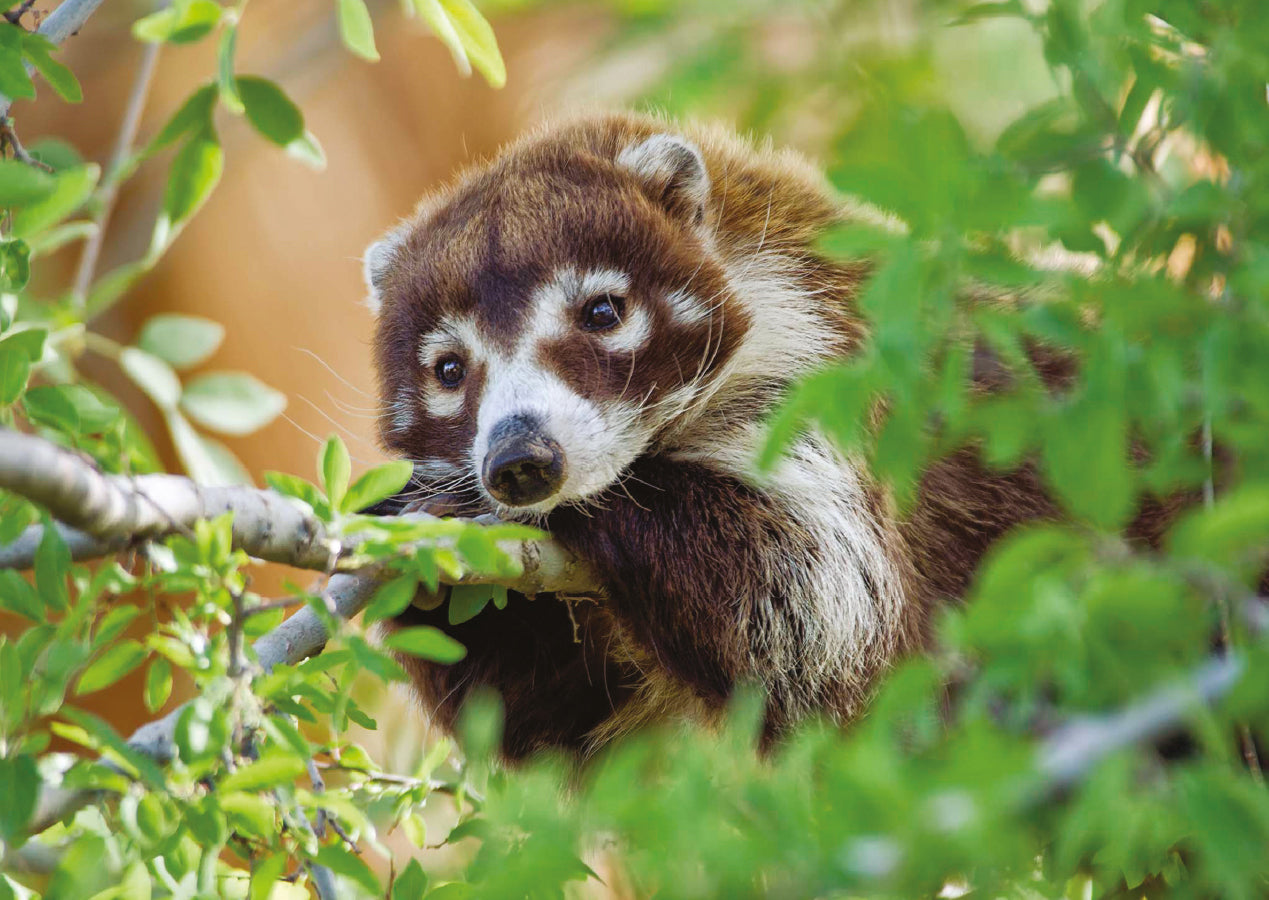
362,225 -> 408,315
390,389 -> 416,432
664,288 -> 712,327
415,315 -> 489,421
599,302 -> 651,354
462,264 -> 652,513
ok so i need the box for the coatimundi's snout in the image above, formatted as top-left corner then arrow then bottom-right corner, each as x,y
360,112 -> 1165,759
481,413 -> 565,507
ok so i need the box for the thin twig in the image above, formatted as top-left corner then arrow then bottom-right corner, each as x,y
3,0 -> 38,25
0,116 -> 52,169
72,41 -> 161,309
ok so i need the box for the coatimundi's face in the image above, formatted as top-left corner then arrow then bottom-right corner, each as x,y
364,129 -> 749,517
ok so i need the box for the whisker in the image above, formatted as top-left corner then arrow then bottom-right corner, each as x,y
292,346 -> 374,398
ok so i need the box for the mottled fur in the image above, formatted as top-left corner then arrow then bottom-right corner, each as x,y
363,112 -> 1165,758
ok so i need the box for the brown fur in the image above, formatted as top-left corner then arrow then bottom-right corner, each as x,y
366,112 -> 1193,759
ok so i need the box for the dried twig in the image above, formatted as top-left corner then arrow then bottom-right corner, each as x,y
72,40 -> 161,309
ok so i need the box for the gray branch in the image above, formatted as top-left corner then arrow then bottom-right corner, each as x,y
0,426 -> 593,833
0,429 -> 597,596
1037,654 -> 1245,789
0,0 -> 108,119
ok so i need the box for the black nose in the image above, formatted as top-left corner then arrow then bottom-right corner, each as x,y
482,415 -> 566,506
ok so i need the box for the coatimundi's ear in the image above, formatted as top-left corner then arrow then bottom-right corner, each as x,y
617,133 -> 711,227
361,227 -> 407,315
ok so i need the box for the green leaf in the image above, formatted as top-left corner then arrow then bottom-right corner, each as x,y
218,753 -> 306,793
92,605 -> 140,648
60,708 -> 166,788
61,385 -> 119,434
313,845 -> 382,895
133,0 -> 224,44
949,0 -> 1026,25
285,130 -> 326,171
320,435 -> 351,512
0,239 -> 31,291
34,519 -> 69,612
0,330 -> 40,404
22,384 -> 79,432
0,570 -> 42,621
384,625 -> 467,663
179,371 -> 285,435
0,159 -> 55,205
364,574 -> 419,624
174,696 -> 229,764
137,313 -> 225,369
120,347 -> 182,410
249,852 -> 290,900
448,583 -> 499,624
163,131 -> 223,225
0,754 -> 39,843
0,25 -> 34,100
263,470 -> 330,517
0,346 -> 30,406
77,639 -> 148,694
22,32 -> 82,102
337,0 -> 380,60
411,0 -> 506,88
392,859 -> 428,900
236,76 -> 304,146
26,219 -> 96,257
216,24 -> 244,113
147,84 -> 217,154
166,410 -> 253,486
342,459 -> 413,514
10,164 -> 100,239
0,328 -> 45,363
143,658 -> 172,712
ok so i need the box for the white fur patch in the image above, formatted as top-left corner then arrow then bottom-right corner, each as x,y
465,265 -> 652,513
671,427 -> 907,715
390,389 -> 416,432
472,360 -> 646,514
664,288 -> 712,327
362,225 -> 408,315
424,386 -> 466,419
617,133 -> 710,224
599,302 -> 651,354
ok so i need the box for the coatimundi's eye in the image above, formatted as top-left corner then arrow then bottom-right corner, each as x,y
581,294 -> 624,331
435,356 -> 465,387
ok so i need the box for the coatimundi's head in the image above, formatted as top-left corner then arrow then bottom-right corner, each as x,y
363,118 -> 757,517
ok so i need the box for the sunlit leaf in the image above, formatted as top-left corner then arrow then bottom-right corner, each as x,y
383,625 -> 467,663
179,371 -> 286,435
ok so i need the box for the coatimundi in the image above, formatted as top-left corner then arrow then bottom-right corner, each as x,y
360,112 -> 1165,759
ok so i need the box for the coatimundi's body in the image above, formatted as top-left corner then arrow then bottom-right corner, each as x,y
361,112 -> 1153,758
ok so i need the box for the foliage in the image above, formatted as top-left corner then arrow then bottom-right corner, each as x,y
2,0 -> 1269,898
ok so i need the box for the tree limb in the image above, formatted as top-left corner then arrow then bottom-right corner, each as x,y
0,428 -> 597,595
1037,654 -> 1245,789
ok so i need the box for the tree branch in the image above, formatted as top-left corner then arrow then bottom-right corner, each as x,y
0,0 -> 108,119
1037,654 -> 1244,790
31,571 -> 379,834
0,428 -> 597,595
